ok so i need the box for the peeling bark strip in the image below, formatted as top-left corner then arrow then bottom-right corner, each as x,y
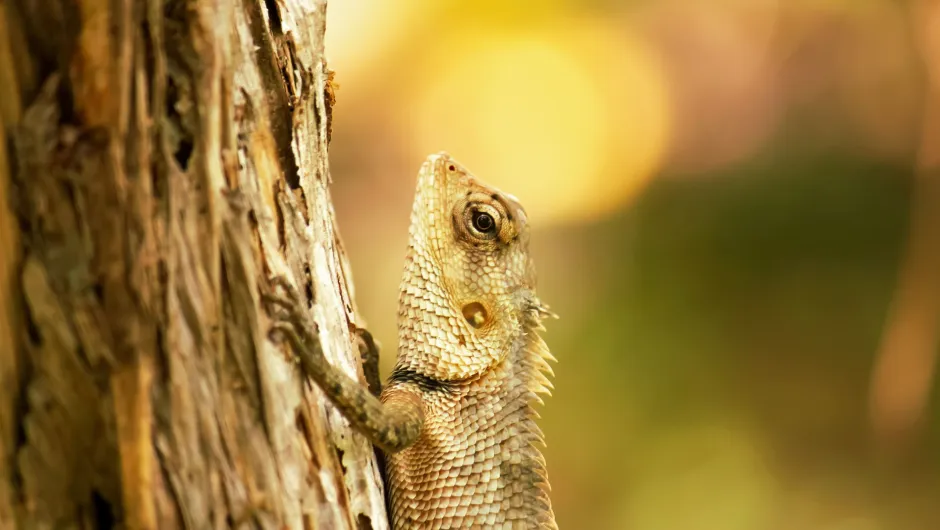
0,1 -> 388,529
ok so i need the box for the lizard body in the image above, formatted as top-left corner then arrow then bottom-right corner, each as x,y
383,154 -> 557,528
266,153 -> 557,529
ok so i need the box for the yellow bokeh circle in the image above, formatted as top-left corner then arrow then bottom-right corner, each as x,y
408,20 -> 670,226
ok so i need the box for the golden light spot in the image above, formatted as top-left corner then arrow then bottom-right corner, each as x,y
461,302 -> 488,329
408,20 -> 670,226
324,0 -> 431,80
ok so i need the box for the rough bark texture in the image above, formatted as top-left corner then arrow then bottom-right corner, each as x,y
0,1 -> 389,528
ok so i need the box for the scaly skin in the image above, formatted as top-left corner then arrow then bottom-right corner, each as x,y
266,153 -> 557,529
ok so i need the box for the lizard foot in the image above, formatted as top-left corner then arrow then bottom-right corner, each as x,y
263,275 -> 323,366
263,275 -> 306,313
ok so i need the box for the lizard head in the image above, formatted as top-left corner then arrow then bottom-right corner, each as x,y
396,152 -> 545,380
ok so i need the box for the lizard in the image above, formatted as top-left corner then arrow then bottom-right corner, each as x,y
265,152 -> 558,529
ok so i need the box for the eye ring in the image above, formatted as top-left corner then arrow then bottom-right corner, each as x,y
464,203 -> 502,240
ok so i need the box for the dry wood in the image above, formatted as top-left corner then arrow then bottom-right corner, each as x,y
0,0 -> 388,528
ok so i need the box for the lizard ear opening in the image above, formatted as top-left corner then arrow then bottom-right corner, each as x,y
461,302 -> 489,329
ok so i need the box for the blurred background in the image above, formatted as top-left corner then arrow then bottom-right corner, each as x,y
324,1 -> 940,528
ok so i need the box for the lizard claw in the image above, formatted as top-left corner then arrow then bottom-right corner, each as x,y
262,275 -> 308,320
268,322 -> 305,365
262,291 -> 297,316
264,275 -> 320,355
263,275 -> 302,306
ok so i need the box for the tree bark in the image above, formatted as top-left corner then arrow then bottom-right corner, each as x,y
0,1 -> 388,528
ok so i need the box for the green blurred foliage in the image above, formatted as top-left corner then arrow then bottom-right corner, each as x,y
534,143 -> 930,528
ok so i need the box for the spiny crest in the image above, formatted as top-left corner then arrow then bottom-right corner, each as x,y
511,314 -> 559,529
521,313 -> 558,419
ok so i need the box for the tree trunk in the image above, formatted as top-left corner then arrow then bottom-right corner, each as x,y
0,1 -> 388,528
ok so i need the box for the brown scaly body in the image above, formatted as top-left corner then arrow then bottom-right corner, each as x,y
383,154 -> 557,528
265,153 -> 557,529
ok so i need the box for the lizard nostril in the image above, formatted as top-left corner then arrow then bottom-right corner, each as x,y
461,302 -> 488,329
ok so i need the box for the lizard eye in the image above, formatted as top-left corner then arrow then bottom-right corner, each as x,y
464,203 -> 501,240
472,211 -> 494,233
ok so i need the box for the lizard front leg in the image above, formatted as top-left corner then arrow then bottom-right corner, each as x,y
355,327 -> 383,398
264,276 -> 423,453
